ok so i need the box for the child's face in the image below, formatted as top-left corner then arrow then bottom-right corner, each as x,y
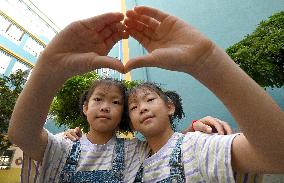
128,88 -> 174,137
83,84 -> 124,133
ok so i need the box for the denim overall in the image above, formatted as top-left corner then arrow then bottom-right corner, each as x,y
134,136 -> 185,183
59,138 -> 125,183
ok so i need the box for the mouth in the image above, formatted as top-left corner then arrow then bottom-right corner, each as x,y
96,116 -> 111,120
140,115 -> 155,124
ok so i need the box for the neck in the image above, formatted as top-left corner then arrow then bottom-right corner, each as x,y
87,130 -> 114,144
145,127 -> 174,154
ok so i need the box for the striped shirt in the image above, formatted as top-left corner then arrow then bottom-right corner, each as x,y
141,132 -> 238,183
21,130 -> 262,183
21,130 -> 149,183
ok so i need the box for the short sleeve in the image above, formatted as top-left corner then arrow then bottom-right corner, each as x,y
22,129 -> 72,183
182,132 -> 239,183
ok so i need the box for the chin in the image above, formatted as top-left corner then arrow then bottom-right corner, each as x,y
140,130 -> 159,138
92,125 -> 117,133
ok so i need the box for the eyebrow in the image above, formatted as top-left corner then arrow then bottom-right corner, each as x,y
93,92 -> 123,99
128,92 -> 152,104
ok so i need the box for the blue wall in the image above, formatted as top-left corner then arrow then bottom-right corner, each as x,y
126,0 -> 284,130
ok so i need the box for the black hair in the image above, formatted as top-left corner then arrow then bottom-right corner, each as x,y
78,78 -> 132,133
126,82 -> 185,130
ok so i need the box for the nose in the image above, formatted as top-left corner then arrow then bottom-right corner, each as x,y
139,103 -> 148,114
100,103 -> 110,113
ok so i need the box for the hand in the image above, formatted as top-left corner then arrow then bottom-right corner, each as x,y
182,116 -> 233,135
38,12 -> 128,80
124,6 -> 214,74
63,127 -> 82,141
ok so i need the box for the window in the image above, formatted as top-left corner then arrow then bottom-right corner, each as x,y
23,36 -> 44,57
11,61 -> 30,73
0,51 -> 12,74
0,16 -> 11,33
0,150 -> 14,170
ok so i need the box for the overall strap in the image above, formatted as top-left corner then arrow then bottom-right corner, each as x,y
169,135 -> 185,179
133,163 -> 144,183
62,140 -> 81,172
112,138 -> 125,173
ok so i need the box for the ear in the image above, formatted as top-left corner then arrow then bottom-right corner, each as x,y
167,102 -> 175,116
82,102 -> 88,116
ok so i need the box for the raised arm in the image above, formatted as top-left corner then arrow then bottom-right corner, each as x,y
124,6 -> 284,173
8,12 -> 127,162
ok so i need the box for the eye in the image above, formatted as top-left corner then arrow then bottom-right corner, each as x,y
147,98 -> 155,102
130,106 -> 137,111
94,97 -> 101,101
113,100 -> 121,105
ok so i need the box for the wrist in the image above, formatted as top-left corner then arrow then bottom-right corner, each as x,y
36,53 -> 69,85
190,45 -> 231,82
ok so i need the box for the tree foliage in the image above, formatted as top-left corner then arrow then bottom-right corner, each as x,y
49,72 -> 100,133
0,70 -> 28,150
226,11 -> 284,88
49,72 -> 140,134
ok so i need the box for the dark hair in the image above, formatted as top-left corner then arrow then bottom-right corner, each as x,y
126,82 -> 185,130
79,78 -> 131,133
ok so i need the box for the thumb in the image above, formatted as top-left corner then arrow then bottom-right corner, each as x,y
71,53 -> 125,74
124,54 -> 156,72
74,127 -> 82,137
90,55 -> 125,74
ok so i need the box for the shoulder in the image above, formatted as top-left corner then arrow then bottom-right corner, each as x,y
124,137 -> 148,147
180,131 -> 239,166
181,131 -> 238,149
23,130 -> 73,182
124,138 -> 149,162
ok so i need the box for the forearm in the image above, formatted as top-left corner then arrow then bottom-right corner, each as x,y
8,59 -> 65,153
192,46 -> 284,157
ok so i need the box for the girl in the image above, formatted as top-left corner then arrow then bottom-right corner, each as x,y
8,12 -> 149,183
123,5 -> 284,182
127,83 -> 245,182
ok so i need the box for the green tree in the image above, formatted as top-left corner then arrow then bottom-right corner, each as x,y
0,70 -> 28,150
226,11 -> 284,88
49,72 -> 100,133
49,72 -> 140,134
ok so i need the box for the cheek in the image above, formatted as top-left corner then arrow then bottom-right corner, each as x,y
113,106 -> 123,119
129,113 -> 139,127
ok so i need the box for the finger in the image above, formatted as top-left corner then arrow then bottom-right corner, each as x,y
134,6 -> 169,22
124,54 -> 156,72
200,116 -> 225,135
70,131 -> 79,139
125,19 -> 156,40
211,120 -> 225,135
105,31 -> 128,51
220,121 -> 233,135
74,127 -> 83,137
124,48 -> 177,72
65,133 -> 77,141
124,18 -> 147,32
72,53 -> 125,74
94,56 -> 125,73
99,22 -> 125,39
194,122 -> 213,134
82,12 -> 124,32
126,28 -> 151,47
126,11 -> 160,30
